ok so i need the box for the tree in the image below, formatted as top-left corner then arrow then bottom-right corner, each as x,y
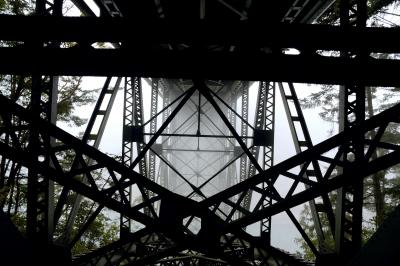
0,0 -> 5,12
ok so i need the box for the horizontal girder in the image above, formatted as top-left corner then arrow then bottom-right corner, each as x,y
1,15 -> 400,54
0,47 -> 400,86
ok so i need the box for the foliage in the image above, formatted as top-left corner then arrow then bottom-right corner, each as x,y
0,0 -> 33,14
318,0 -> 399,24
300,85 -> 339,123
68,200 -> 119,255
294,204 -> 334,261
0,0 -> 5,11
57,76 -> 97,127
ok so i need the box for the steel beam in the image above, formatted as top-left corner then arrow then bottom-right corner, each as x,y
121,77 -> 135,235
335,0 -> 367,261
239,82 -> 249,215
26,0 -> 62,244
1,15 -> 400,53
227,87 -> 238,191
1,47 -> 400,86
70,0 -> 97,16
148,78 -> 159,188
259,81 -> 275,243
159,80 -> 171,189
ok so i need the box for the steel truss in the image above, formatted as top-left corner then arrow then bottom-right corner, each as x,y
0,87 -> 313,265
239,81 -> 250,211
54,77 -> 121,245
254,81 -> 275,242
279,82 -> 336,253
1,0 -> 400,265
1,75 -> 400,264
121,77 -> 148,236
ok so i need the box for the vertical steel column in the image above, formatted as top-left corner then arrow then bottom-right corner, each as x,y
236,81 -> 275,244
122,78 -> 134,166
335,0 -> 366,260
220,86 -> 238,216
159,80 -> 171,189
165,81 -> 180,191
244,82 -> 267,216
227,87 -> 237,189
121,77 -> 148,234
27,75 -> 43,241
238,82 -> 249,206
121,77 -> 134,236
260,81 -> 275,242
26,0 -> 62,243
243,81 -> 275,242
148,79 -> 159,199
132,77 -> 148,177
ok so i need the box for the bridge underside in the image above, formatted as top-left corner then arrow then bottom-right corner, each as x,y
1,0 -> 400,265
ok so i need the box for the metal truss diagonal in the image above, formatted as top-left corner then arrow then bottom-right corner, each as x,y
279,82 -> 335,252
129,85 -> 196,170
54,77 -> 121,244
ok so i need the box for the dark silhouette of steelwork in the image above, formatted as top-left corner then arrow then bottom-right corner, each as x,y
279,82 -> 336,252
335,0 -> 367,260
1,0 -> 400,265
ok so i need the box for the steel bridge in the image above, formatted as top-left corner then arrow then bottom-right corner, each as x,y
0,0 -> 400,265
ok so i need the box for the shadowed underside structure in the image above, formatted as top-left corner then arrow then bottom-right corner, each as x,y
1,0 -> 400,265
